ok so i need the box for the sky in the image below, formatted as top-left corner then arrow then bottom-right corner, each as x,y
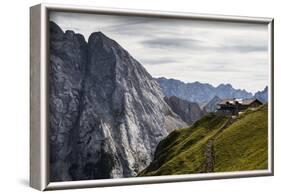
50,11 -> 269,93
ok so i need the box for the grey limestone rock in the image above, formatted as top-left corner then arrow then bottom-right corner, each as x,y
49,22 -> 186,181
164,96 -> 204,125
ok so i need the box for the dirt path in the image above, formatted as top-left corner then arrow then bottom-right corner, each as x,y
203,117 -> 234,173
204,139 -> 215,172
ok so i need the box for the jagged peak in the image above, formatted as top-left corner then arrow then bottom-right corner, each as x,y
50,21 -> 63,34
157,77 -> 185,85
49,21 -> 86,44
255,86 -> 268,95
217,83 -> 232,88
65,30 -> 75,35
49,21 -> 64,41
88,31 -> 119,47
89,31 -> 107,39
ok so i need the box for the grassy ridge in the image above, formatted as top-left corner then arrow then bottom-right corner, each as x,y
139,105 -> 268,176
139,114 -> 228,176
214,105 -> 268,171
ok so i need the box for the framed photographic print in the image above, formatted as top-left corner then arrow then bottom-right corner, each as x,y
30,3 -> 274,191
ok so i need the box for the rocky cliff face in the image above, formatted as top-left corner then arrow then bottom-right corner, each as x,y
49,22 -> 88,182
156,77 -> 253,105
164,96 -> 204,124
254,86 -> 268,103
49,21 -> 186,182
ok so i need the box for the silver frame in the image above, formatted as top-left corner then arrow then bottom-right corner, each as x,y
30,3 -> 274,191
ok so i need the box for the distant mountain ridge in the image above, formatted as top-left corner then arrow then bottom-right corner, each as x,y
155,77 -> 253,105
254,86 -> 268,103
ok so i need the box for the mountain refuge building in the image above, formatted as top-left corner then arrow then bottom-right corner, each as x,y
216,98 -> 263,115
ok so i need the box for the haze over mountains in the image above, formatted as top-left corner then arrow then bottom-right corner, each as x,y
156,77 -> 267,105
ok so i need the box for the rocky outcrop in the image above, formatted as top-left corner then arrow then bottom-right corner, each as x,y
164,96 -> 204,124
49,21 -> 186,182
202,96 -> 222,113
156,77 -> 253,105
254,86 -> 268,103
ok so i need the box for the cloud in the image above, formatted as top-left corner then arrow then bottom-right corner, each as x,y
221,44 -> 267,53
49,11 -> 269,93
141,37 -> 202,49
139,57 -> 180,65
141,37 -> 267,54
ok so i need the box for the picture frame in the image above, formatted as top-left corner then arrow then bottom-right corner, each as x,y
30,3 -> 274,191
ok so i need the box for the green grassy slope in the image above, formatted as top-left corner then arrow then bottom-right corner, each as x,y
214,105 -> 268,171
139,105 -> 268,176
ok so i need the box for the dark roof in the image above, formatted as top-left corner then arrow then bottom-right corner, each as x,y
218,98 -> 262,106
217,99 -> 234,105
241,98 -> 262,105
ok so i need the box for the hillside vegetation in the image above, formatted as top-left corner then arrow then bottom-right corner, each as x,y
139,105 -> 268,176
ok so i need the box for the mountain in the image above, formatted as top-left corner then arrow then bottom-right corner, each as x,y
139,104 -> 268,176
202,96 -> 222,112
215,83 -> 252,99
49,21 -> 187,181
49,22 -> 88,181
164,96 -> 204,125
155,77 -> 253,105
156,78 -> 215,104
254,86 -> 268,103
